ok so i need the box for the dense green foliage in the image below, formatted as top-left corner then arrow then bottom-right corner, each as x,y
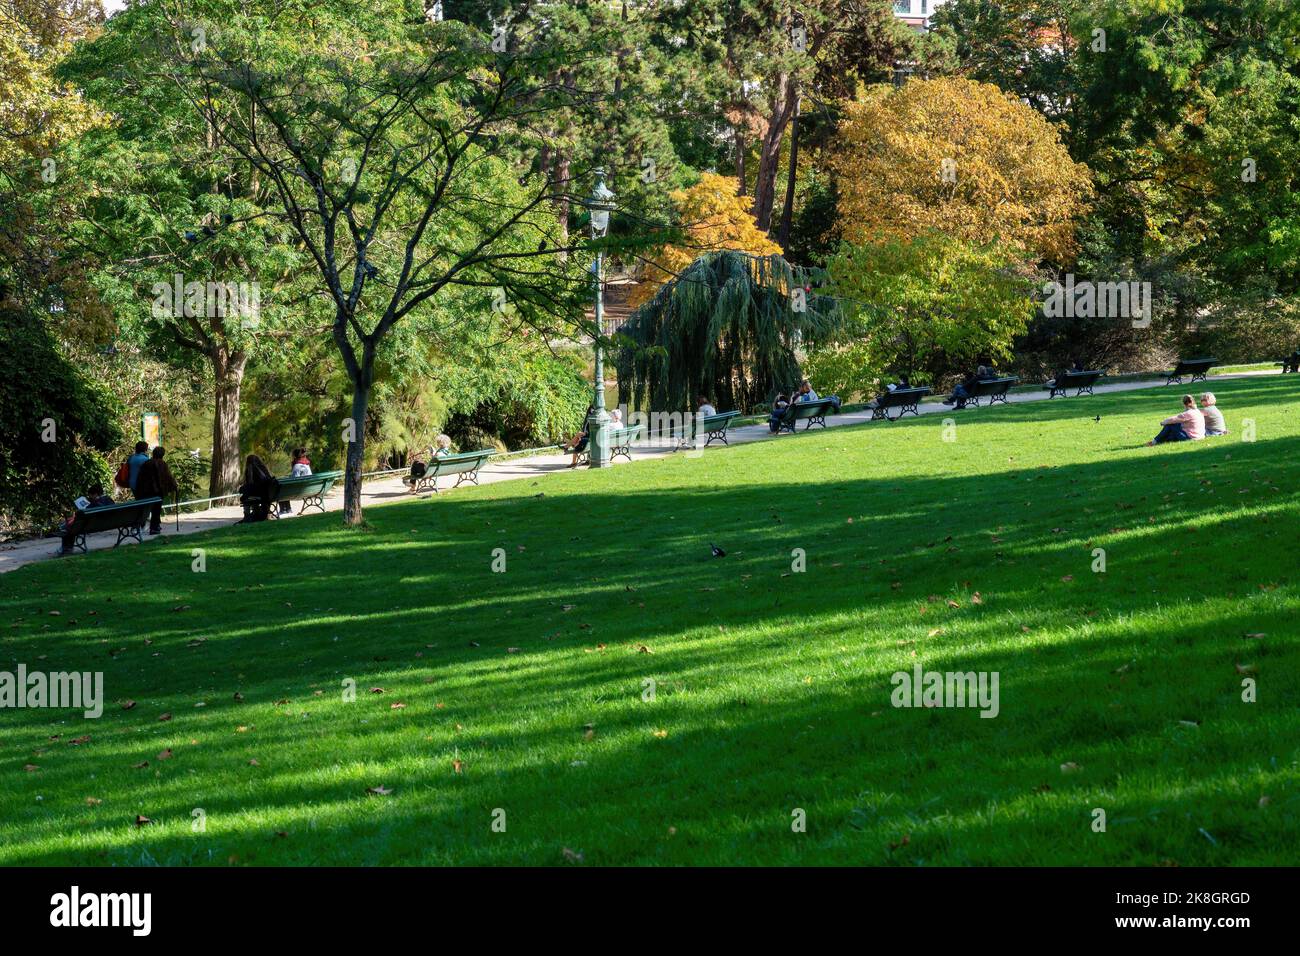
0,301 -> 122,532
616,250 -> 841,414
808,234 -> 1037,397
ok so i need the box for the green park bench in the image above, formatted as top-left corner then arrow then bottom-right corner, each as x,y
674,410 -> 741,449
963,376 -> 1019,407
410,449 -> 494,493
776,397 -> 837,432
265,471 -> 343,518
576,424 -> 644,464
1163,358 -> 1217,385
868,386 -> 931,421
61,498 -> 162,553
1046,369 -> 1103,398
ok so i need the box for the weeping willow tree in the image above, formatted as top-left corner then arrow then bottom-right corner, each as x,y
615,251 -> 842,415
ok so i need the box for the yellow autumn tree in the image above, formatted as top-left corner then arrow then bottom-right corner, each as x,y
630,172 -> 782,308
828,77 -> 1092,263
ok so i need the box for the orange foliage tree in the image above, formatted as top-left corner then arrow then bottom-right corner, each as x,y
630,172 -> 782,308
828,77 -> 1092,264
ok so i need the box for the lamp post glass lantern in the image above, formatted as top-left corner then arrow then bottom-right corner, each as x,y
586,170 -> 615,468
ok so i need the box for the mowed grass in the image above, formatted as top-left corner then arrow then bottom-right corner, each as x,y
2,377 -> 1298,866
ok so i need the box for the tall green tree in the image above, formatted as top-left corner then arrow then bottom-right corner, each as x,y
156,0 -> 616,524
61,1 -> 312,496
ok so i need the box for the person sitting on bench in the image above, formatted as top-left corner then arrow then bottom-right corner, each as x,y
238,454 -> 277,522
793,378 -> 842,411
885,374 -> 912,393
1199,393 -> 1228,436
562,408 -> 594,468
1283,349 -> 1300,374
769,393 -> 790,433
944,371 -> 980,409
56,483 -> 113,555
697,395 -> 717,417
1047,360 -> 1082,390
1147,394 -> 1205,445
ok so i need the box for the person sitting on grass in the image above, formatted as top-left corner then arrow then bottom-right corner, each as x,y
1147,394 -> 1205,445
769,393 -> 791,433
562,408 -> 594,468
1200,393 -> 1228,436
55,483 -> 114,555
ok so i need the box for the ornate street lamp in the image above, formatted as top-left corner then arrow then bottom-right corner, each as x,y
585,169 -> 615,468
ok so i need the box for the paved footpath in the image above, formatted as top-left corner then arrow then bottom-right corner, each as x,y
0,370 -> 1279,574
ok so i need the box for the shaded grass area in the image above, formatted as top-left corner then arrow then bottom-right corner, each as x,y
1,376 -> 1298,865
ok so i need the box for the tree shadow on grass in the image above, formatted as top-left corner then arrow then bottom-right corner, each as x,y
3,380 -> 1298,864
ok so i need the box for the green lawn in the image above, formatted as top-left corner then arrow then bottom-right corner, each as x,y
2,376 -> 1298,866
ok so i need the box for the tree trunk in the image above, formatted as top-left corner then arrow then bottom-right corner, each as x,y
343,377 -> 370,527
776,91 -> 801,248
735,125 -> 747,195
209,348 -> 246,498
751,74 -> 798,232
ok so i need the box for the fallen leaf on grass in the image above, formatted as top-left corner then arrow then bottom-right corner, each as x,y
23,764 -> 39,772
158,713 -> 172,722
132,761 -> 149,769
85,797 -> 102,806
157,749 -> 173,760
1060,762 -> 1081,774
121,700 -> 136,710
561,847 -> 584,863
452,759 -> 464,774
390,702 -> 406,710
366,785 -> 393,796
134,815 -> 153,827
1234,662 -> 1258,675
